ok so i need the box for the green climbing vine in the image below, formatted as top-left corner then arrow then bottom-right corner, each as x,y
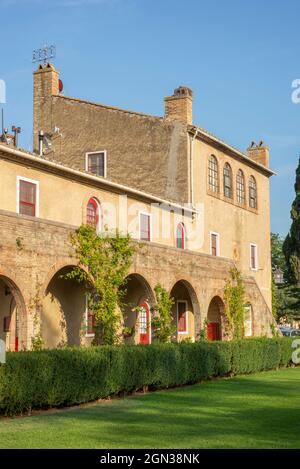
151,283 -> 175,343
64,225 -> 136,345
223,267 -> 246,340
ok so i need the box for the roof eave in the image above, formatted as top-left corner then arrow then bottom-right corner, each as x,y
188,125 -> 275,177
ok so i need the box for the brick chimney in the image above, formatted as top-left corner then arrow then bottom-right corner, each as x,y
164,86 -> 193,125
247,141 -> 269,167
33,63 -> 60,153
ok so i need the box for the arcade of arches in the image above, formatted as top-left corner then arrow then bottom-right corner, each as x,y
0,267 -> 256,350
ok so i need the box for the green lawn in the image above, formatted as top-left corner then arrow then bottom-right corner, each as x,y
1,368 -> 300,449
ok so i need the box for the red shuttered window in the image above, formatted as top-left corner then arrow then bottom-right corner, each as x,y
211,233 -> 219,256
86,198 -> 99,228
19,180 -> 36,217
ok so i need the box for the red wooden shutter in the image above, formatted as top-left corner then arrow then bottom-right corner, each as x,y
177,301 -> 187,332
19,180 -> 36,216
86,198 -> 99,227
211,234 -> 217,256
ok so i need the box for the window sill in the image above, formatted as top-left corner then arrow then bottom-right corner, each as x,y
207,190 -> 259,214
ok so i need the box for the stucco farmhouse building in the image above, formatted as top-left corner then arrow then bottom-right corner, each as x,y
0,63 -> 275,350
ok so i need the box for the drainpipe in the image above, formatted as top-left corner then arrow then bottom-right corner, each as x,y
38,130 -> 44,157
190,128 -> 199,208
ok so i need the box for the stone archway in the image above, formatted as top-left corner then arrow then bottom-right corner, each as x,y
170,279 -> 200,342
42,265 -> 88,348
121,273 -> 155,345
207,296 -> 225,341
0,275 -> 27,351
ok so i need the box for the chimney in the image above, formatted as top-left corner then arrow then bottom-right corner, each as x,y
247,141 -> 269,168
33,63 -> 60,153
164,86 -> 193,125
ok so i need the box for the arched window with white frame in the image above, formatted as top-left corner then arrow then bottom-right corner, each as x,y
208,155 -> 219,193
176,222 -> 186,249
236,169 -> 245,205
249,176 -> 257,209
223,163 -> 233,199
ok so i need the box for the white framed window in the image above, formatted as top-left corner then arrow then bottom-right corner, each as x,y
139,211 -> 152,241
85,151 -> 107,178
208,155 -> 219,193
210,232 -> 220,257
250,243 -> 258,270
16,176 -> 39,218
177,300 -> 188,334
244,304 -> 253,337
85,294 -> 95,338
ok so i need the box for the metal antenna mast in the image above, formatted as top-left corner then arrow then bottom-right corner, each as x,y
33,45 -> 56,65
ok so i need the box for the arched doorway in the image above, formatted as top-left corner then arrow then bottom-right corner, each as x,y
0,275 -> 26,351
121,274 -> 154,345
170,280 -> 199,342
42,266 -> 88,348
207,296 -> 224,341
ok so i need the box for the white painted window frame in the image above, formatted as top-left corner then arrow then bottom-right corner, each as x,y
250,243 -> 258,271
85,150 -> 107,178
139,301 -> 152,345
16,176 -> 40,218
210,231 -> 220,257
85,294 -> 95,338
177,300 -> 189,335
139,211 -> 152,242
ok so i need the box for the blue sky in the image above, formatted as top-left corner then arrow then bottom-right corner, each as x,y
1,0 -> 300,236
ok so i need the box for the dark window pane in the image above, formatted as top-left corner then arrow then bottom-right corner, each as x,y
140,213 -> 150,241
87,153 -> 105,176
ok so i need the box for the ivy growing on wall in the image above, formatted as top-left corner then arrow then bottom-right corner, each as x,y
65,225 -> 136,345
223,267 -> 246,340
151,283 -> 175,343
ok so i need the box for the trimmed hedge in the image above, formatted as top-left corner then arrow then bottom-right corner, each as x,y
0,337 -> 295,416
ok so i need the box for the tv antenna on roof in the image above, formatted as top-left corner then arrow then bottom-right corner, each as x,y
33,45 -> 56,65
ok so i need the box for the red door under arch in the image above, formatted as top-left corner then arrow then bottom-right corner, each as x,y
139,302 -> 150,345
207,322 -> 220,341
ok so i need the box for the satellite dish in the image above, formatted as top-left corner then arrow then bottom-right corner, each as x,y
59,79 -> 64,93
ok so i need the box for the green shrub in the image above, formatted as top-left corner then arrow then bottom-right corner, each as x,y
0,338 -> 296,416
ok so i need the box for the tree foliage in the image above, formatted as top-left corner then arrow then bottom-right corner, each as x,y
271,233 -> 287,273
283,156 -> 300,286
223,267 -> 246,339
65,225 -> 136,345
151,283 -> 175,343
